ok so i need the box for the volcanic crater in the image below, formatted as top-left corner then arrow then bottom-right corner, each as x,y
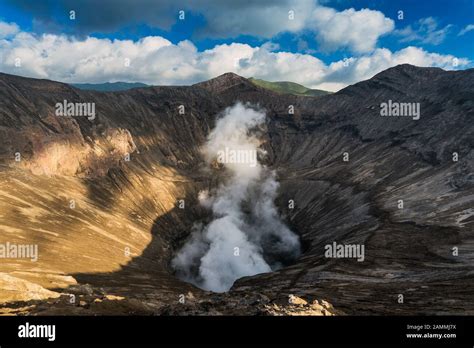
0,64 -> 473,315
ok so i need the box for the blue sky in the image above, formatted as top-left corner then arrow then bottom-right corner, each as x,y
0,0 -> 472,90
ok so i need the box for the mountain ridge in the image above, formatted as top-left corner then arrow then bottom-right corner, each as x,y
71,82 -> 149,92
1,63 -> 472,95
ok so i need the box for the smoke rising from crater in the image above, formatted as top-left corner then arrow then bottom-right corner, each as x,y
172,102 -> 300,292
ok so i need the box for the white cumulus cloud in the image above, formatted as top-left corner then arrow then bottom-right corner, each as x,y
310,7 -> 395,53
0,21 -> 19,39
0,21 -> 470,92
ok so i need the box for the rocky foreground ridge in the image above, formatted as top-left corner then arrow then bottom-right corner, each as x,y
0,64 -> 473,315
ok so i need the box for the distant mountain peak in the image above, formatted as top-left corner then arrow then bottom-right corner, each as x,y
215,72 -> 243,79
373,64 -> 447,80
201,72 -> 248,84
194,72 -> 254,94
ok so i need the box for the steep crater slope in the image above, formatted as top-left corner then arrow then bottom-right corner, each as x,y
0,65 -> 473,315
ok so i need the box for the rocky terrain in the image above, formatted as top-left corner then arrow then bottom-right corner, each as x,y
0,64 -> 472,315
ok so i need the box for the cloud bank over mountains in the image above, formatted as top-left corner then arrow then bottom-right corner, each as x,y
0,0 -> 471,91
0,25 -> 468,91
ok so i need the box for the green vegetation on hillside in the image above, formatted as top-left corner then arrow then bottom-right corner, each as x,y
249,77 -> 330,96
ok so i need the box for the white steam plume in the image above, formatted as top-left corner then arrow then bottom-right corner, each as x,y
172,102 -> 300,292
